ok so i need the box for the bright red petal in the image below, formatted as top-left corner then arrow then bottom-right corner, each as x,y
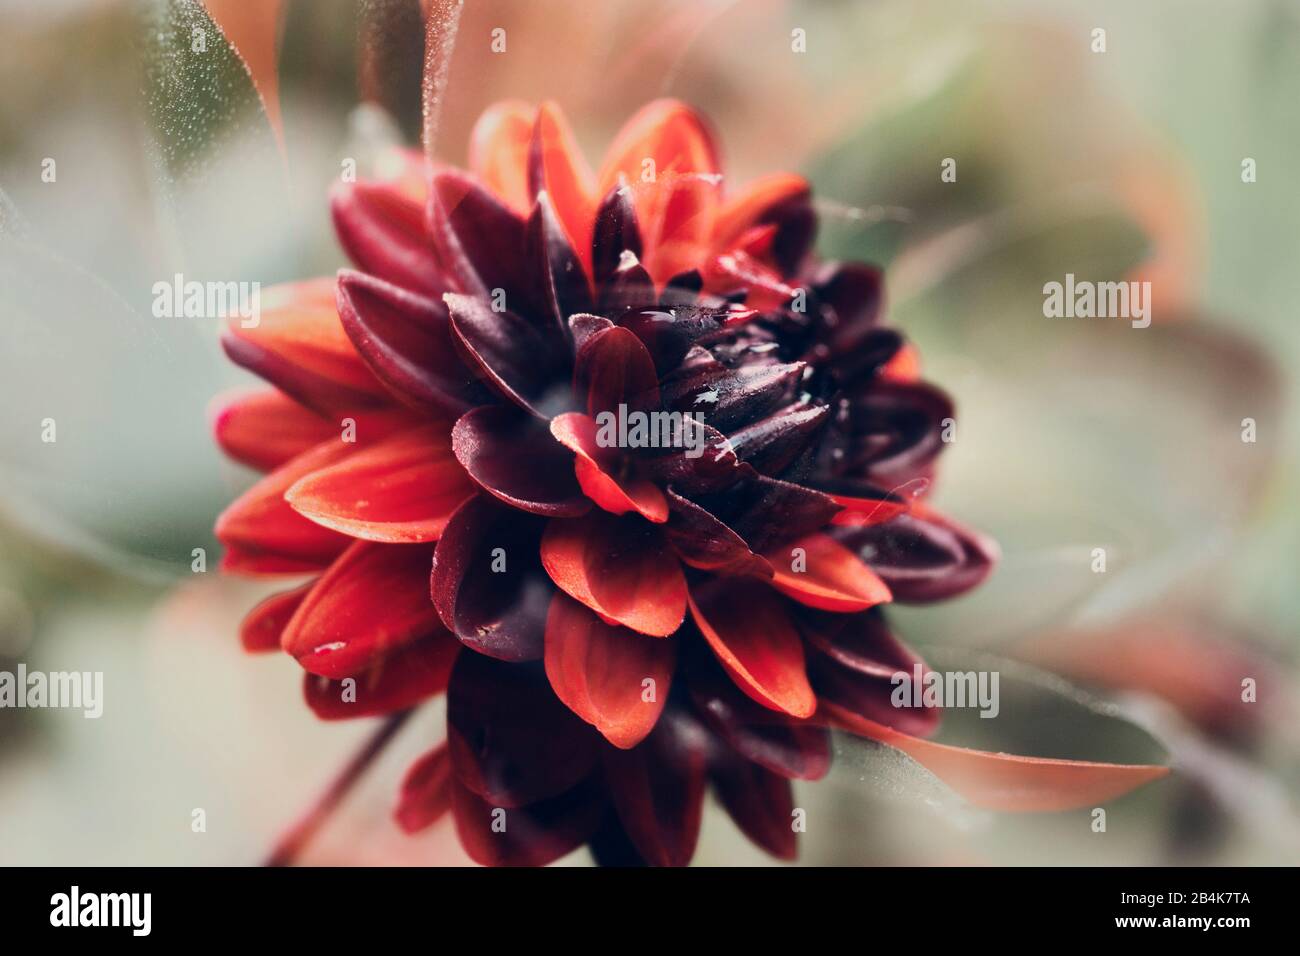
529,101 -> 597,272
764,533 -> 892,612
285,425 -> 473,542
688,578 -> 815,718
549,413 -> 668,523
282,540 -> 443,678
211,389 -> 337,472
544,593 -> 675,749
215,438 -> 354,573
239,580 -> 314,653
540,511 -> 686,637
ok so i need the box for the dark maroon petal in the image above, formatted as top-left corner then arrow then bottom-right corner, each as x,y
662,487 -> 772,577
700,474 -> 841,553
711,756 -> 797,860
684,641 -> 830,780
641,421 -> 755,496
837,382 -> 956,486
527,191 -> 592,341
794,605 -> 921,678
568,313 -> 614,351
806,641 -> 940,737
574,325 -> 661,417
451,405 -> 591,516
662,269 -> 703,304
833,508 -> 997,603
330,179 -> 446,298
812,261 -> 883,332
336,270 -> 484,413
726,401 -> 830,476
617,306 -> 724,374
428,169 -> 535,311
588,812 -> 649,867
604,707 -> 708,867
817,328 -> 904,386
431,494 -> 552,661
597,254 -> 656,314
591,179 -> 643,289
659,354 -> 804,432
768,202 -> 817,277
445,293 -> 568,416
446,651 -> 600,809
452,774 -> 605,867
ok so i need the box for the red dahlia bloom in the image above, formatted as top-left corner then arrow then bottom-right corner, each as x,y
213,99 -> 998,866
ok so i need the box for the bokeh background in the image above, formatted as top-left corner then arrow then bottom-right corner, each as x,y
0,0 -> 1296,865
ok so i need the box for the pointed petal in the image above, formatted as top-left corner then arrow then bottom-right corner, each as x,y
527,191 -> 593,341
549,413 -> 669,523
822,704 -> 1170,812
429,169 -> 534,309
304,632 -> 460,719
221,279 -> 390,416
603,708 -> 707,867
528,101 -> 597,272
215,438 -> 354,571
284,425 -> 473,543
688,578 -> 815,718
726,401 -> 829,476
833,507 -> 998,603
211,389 -> 337,472
764,532 -> 892,612
336,269 -> 484,414
591,179 -> 643,289
239,579 -> 315,653
431,495 -> 550,662
544,593 -> 675,749
712,757 -> 797,860
451,405 -> 590,516
468,99 -> 534,215
698,474 -> 841,553
444,292 -> 565,415
541,511 -> 687,638
446,651 -> 599,808
330,179 -> 444,297
395,743 -> 452,834
661,487 -> 772,576
659,355 -> 803,432
282,540 -> 442,678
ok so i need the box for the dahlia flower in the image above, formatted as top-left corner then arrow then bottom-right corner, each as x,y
214,98 -> 1070,866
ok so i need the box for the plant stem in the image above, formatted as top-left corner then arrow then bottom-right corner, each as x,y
263,710 -> 412,867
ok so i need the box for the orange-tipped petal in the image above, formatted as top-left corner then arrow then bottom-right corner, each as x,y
540,511 -> 686,638
823,704 -> 1170,812
713,172 -> 810,252
687,578 -> 815,718
211,389 -> 338,472
285,424 -> 473,543
528,101 -> 597,271
304,632 -> 459,720
549,413 -> 668,523
764,533 -> 892,612
469,100 -> 535,216
282,540 -> 443,678
544,593 -> 675,749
